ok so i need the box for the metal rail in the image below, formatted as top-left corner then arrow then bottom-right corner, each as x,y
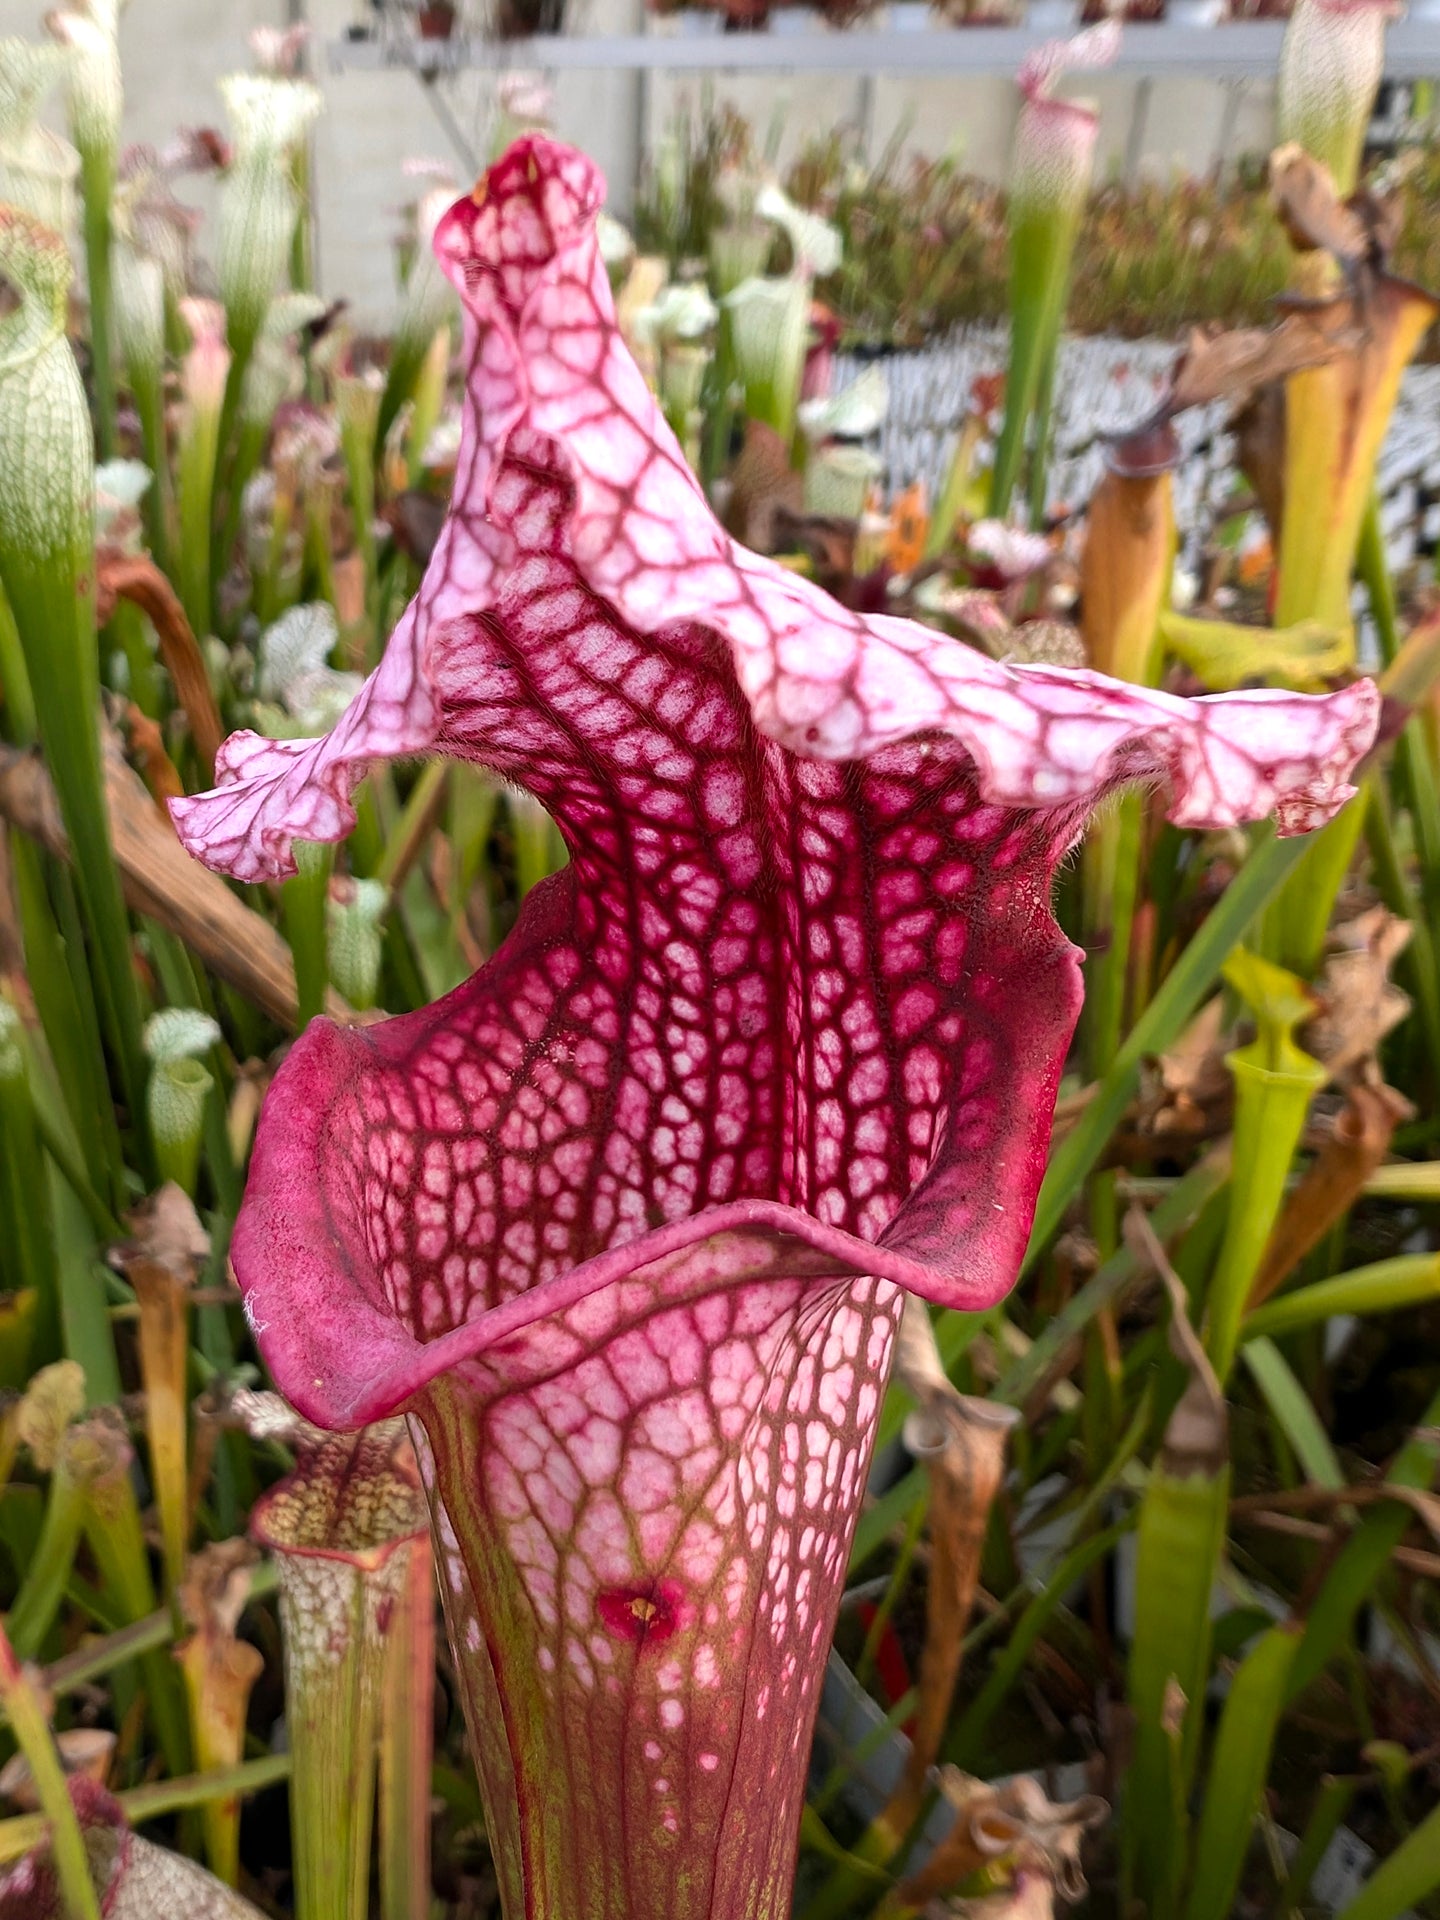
327,18 -> 1439,76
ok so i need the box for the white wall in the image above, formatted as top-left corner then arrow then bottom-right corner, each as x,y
0,0 -> 1278,327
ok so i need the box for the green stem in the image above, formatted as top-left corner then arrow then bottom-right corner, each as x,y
1360,495 -> 1440,943
215,412 -> 270,612
282,840 -> 333,1027
148,1057 -> 213,1198
0,1001 -> 60,1363
80,149 -> 117,462
0,583 -> 37,744
1243,1254 -> 1440,1342
405,325 -> 451,494
3,1466 -> 87,1659
949,1520 -> 1129,1771
304,493 -> 337,611
50,1169 -> 120,1406
0,1624 -> 102,1920
1333,1796 -> 1440,1920
1125,1459 -> 1230,1913
290,145 -> 315,294
1182,1624 -> 1301,1920
83,1481 -> 192,1778
1082,790 -> 1144,1081
120,1751 -> 292,1826
286,1573 -> 383,1920
177,406 -> 221,644
108,599 -> 162,721
44,1563 -> 278,1701
1274,1776 -> 1358,1919
1025,327 -> 1059,531
1289,1385 -> 1440,1700
990,195 -> 1075,520
1025,828 -> 1307,1275
11,843 -> 125,1208
998,1154 -> 1229,1405
129,363 -> 171,576
1207,1051 -> 1325,1385
379,1545 -> 435,1920
1259,794 -> 1367,980
510,790 -> 566,900
2,560 -> 149,1159
338,399 -> 378,626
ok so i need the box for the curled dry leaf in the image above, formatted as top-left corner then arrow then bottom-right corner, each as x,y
1164,309 -> 1353,418
179,1537 -> 261,1640
1136,996 -> 1232,1144
897,1766 -> 1107,1911
1269,142 -> 1380,270
0,1729 -> 115,1808
1233,380 -> 1289,546
1304,905 -> 1412,1082
113,1183 -> 210,1282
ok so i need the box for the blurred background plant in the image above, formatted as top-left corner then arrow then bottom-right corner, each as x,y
636,100 -> 1440,351
0,2 -> 1438,1917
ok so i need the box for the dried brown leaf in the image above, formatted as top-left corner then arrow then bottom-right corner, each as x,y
1249,1082 -> 1412,1307
1233,1481 -> 1440,1540
121,704 -> 184,809
1305,906 -> 1412,1082
331,549 -> 367,630
1136,996 -> 1231,1142
0,1731 -> 115,1808
725,420 -> 804,554
113,1184 -> 209,1286
898,1766 -> 1106,1909
1233,380 -> 1289,543
1165,309 -> 1351,416
381,489 -> 447,570
1269,144 -> 1371,266
96,551 -> 225,781
178,1539 -> 260,1641
0,733 -> 351,1029
883,1300 -> 1019,1837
